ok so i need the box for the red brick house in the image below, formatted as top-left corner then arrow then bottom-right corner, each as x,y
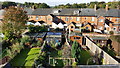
24,5 -> 120,34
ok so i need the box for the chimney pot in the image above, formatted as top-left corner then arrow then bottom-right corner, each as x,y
94,4 -> 97,11
106,4 -> 109,11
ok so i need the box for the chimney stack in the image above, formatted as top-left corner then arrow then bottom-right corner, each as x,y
94,4 -> 97,11
105,4 -> 109,11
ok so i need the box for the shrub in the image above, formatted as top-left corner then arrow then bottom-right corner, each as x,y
109,31 -> 114,35
110,35 -> 120,43
20,36 -> 31,45
36,41 -> 42,47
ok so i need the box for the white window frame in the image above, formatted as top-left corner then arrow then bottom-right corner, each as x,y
76,17 -> 80,21
40,16 -> 42,19
48,18 -> 52,21
91,17 -> 94,21
65,17 -> 69,21
99,19 -> 103,22
116,18 -> 119,22
36,16 -> 39,20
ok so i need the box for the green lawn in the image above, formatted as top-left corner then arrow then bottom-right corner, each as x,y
24,48 -> 40,67
10,48 -> 30,66
27,48 -> 40,55
79,50 -> 92,65
24,60 -> 35,67
25,54 -> 39,60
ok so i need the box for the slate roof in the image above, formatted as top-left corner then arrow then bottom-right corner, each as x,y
96,9 -> 120,17
24,8 -> 34,15
0,7 -> 118,17
32,8 -> 53,15
58,9 -> 80,16
96,9 -> 107,16
80,8 -> 96,16
106,9 -> 120,17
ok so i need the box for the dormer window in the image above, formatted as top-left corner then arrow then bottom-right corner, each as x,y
74,10 -> 81,15
53,10 -> 61,13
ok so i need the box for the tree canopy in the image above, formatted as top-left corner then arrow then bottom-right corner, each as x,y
1,6 -> 28,40
2,1 -> 17,8
0,1 -> 119,9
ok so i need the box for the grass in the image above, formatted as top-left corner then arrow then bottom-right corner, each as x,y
27,48 -> 40,55
24,60 -> 35,67
10,48 -> 30,66
79,50 -> 92,65
24,48 -> 41,67
25,54 -> 39,60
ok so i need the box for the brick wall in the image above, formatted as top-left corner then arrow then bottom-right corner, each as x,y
85,36 -> 119,64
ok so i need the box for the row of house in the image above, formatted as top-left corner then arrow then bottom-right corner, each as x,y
24,5 -> 120,34
0,5 -> 120,34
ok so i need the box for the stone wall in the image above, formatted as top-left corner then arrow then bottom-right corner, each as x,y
85,36 -> 119,64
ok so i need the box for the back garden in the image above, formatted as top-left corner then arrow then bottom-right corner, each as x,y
5,37 -> 97,68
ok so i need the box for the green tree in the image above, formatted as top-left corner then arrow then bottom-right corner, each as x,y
2,1 -> 17,8
72,3 -> 79,8
38,3 -> 50,8
71,41 -> 76,58
1,6 -> 28,40
71,41 -> 81,64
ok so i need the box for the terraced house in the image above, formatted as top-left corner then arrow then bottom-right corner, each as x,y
25,5 -> 120,34
0,5 -> 119,34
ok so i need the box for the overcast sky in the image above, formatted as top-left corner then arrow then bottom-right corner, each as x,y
0,0 -> 118,6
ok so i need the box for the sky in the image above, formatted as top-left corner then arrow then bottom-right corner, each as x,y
0,0 -> 118,6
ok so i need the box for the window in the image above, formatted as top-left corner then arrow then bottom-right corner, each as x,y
98,19 -> 103,22
116,18 -> 119,22
76,17 -> 80,21
40,16 -> 42,19
71,26 -> 74,28
65,17 -> 69,21
113,27 -> 116,30
109,18 -> 112,21
86,27 -> 89,30
70,17 -> 73,20
36,16 -> 39,20
74,37 -> 80,39
91,17 -> 94,21
48,18 -> 52,21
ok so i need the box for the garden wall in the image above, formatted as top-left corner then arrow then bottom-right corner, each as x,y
85,36 -> 119,64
